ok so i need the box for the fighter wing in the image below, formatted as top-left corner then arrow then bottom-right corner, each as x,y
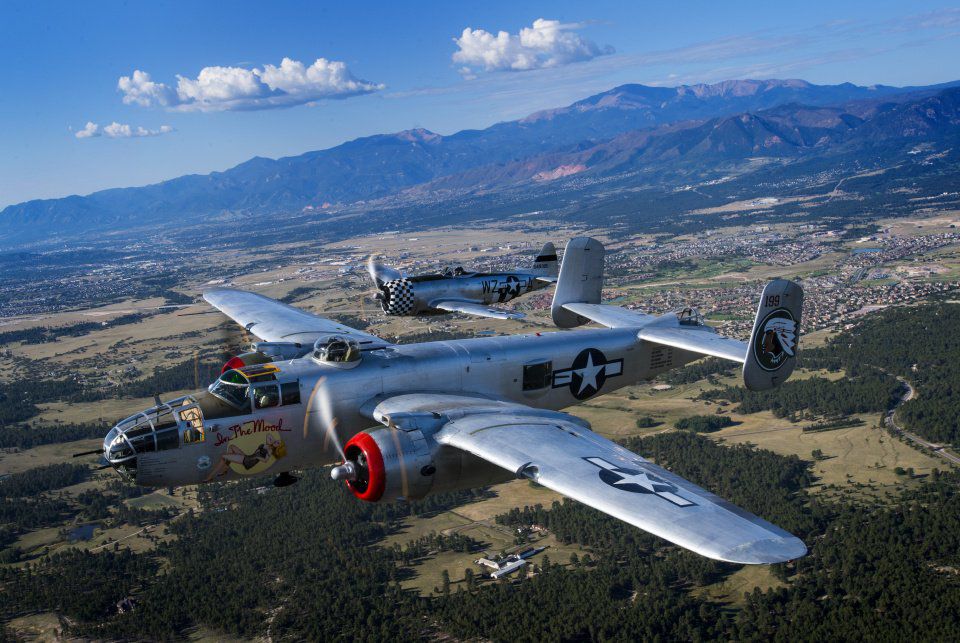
204,287 -> 392,348
366,394 -> 805,564
534,276 -> 558,284
430,299 -> 525,320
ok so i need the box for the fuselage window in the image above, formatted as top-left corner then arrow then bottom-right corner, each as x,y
179,407 -> 205,444
523,361 -> 553,391
254,384 -> 280,409
281,381 -> 301,405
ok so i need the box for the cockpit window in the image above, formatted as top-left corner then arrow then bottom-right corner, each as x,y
209,369 -> 252,410
253,384 -> 280,409
281,381 -> 301,405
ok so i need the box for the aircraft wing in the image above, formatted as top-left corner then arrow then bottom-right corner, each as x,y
366,394 -> 806,564
534,276 -> 558,284
203,287 -> 392,348
430,299 -> 525,320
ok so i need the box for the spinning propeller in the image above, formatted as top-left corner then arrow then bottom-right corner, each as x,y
366,255 -> 405,314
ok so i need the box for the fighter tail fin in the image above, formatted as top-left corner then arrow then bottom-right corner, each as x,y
531,242 -> 558,277
551,237 -> 605,328
742,279 -> 803,391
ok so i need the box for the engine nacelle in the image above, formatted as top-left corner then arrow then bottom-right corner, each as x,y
338,426 -> 511,503
376,279 -> 418,316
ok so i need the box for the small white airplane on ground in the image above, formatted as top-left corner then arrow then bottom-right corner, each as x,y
99,237 -> 805,564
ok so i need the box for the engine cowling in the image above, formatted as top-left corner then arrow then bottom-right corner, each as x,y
336,426 -> 513,503
341,428 -> 434,502
377,279 -> 417,316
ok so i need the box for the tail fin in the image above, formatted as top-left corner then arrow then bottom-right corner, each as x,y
551,237 -> 605,328
743,279 -> 803,391
531,242 -> 558,277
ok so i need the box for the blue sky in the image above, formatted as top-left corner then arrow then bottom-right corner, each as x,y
2,0 -> 959,207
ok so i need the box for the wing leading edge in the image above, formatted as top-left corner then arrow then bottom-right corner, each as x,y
204,287 -> 392,348
430,299 -> 525,320
421,402 -> 805,564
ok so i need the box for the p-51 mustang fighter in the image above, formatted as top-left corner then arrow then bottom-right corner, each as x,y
99,237 -> 806,564
367,242 -> 558,320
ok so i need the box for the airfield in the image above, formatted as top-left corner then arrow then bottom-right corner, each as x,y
1,210 -> 957,638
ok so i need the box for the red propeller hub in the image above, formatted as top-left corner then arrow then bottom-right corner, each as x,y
342,432 -> 385,502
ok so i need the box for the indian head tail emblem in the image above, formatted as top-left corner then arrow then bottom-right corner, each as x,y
753,309 -> 797,371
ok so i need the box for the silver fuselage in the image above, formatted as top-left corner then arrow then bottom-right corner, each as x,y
120,327 -> 698,487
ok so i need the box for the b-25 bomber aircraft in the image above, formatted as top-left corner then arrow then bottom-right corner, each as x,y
367,242 -> 558,320
98,237 -> 806,564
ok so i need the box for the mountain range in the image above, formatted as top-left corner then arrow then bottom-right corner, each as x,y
3,78 -> 959,241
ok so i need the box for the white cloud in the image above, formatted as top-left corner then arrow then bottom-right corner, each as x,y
118,57 -> 384,112
75,121 -> 100,139
74,121 -> 175,139
452,18 -> 613,74
118,70 -> 178,107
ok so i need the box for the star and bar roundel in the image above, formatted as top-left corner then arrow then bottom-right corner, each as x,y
583,457 -> 695,507
552,348 -> 624,400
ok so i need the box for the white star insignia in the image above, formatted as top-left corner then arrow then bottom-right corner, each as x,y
574,353 -> 604,394
612,470 -> 662,493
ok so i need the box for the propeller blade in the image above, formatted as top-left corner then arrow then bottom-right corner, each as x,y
302,376 -> 346,461
317,379 -> 345,461
366,255 -> 402,286
384,415 -> 410,500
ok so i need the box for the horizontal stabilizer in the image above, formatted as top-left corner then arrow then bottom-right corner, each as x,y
638,325 -> 747,363
562,303 -> 656,328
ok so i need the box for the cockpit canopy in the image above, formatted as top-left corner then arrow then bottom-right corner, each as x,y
312,335 -> 361,367
208,363 -> 300,414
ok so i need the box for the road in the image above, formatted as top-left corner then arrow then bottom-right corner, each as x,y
884,377 -> 960,467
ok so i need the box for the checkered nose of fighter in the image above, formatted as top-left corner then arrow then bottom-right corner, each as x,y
367,256 -> 414,315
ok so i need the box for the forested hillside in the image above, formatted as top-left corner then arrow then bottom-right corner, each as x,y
4,305 -> 960,640
2,432 -> 959,640
700,303 -> 960,446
